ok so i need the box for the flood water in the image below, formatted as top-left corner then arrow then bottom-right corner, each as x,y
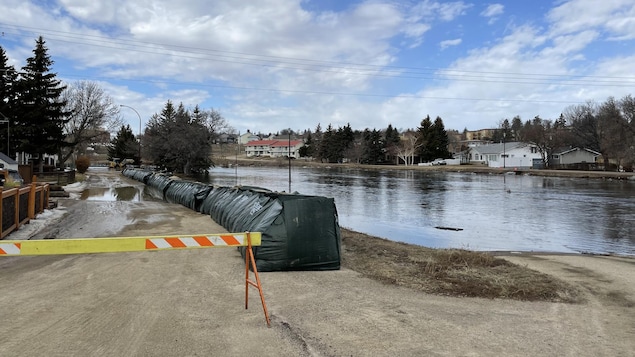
81,186 -> 143,201
205,165 -> 635,256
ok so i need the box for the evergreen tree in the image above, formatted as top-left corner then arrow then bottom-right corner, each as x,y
318,124 -> 336,163
335,123 -> 355,162
430,116 -> 452,159
108,124 -> 138,162
299,130 -> 312,158
0,46 -> 18,156
384,124 -> 401,164
14,37 -> 68,169
361,129 -> 384,164
384,124 -> 400,147
143,101 -> 213,174
416,115 -> 434,162
312,123 -> 323,161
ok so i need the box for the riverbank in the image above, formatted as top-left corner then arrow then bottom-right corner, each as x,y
2,168 -> 634,356
221,155 -> 635,180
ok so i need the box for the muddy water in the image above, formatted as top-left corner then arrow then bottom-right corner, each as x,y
81,186 -> 143,201
204,166 -> 635,256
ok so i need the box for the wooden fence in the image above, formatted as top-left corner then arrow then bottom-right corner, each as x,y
0,179 -> 50,239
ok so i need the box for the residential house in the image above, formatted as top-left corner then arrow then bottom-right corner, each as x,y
238,130 -> 260,144
469,142 -> 542,168
245,139 -> 304,158
551,147 -> 601,168
270,140 -> 304,159
0,152 -> 18,171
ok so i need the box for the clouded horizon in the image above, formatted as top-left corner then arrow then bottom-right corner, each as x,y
1,0 -> 634,135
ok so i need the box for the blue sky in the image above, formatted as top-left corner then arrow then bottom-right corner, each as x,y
1,0 -> 634,135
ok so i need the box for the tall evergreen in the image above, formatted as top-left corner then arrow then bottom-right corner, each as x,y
108,124 -> 138,162
362,129 -> 384,164
416,115 -> 434,162
0,46 -> 18,155
430,116 -> 451,159
14,37 -> 68,168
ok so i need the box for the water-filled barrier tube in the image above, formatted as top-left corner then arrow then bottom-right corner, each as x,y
122,168 -> 341,271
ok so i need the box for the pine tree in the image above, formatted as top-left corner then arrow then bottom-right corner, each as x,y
430,116 -> 451,159
108,124 -> 138,162
416,115 -> 434,162
0,46 -> 18,156
14,37 -> 68,169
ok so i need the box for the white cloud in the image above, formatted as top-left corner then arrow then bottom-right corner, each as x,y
440,38 -> 462,50
480,3 -> 504,24
0,0 -> 633,135
547,0 -> 635,40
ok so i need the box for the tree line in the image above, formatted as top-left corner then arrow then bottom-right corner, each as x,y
3,37 -> 633,173
297,115 -> 452,165
1,37 -> 231,174
494,96 -> 635,169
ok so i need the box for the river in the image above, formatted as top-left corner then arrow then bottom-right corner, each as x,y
202,165 -> 635,256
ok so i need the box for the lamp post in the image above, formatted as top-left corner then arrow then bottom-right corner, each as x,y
0,111 -> 10,158
120,105 -> 142,165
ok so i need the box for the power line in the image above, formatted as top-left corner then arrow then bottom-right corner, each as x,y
2,23 -> 635,87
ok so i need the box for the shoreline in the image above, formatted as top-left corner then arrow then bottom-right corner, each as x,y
218,156 -> 635,180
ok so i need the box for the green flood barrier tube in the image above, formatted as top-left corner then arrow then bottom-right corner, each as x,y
122,168 -> 341,271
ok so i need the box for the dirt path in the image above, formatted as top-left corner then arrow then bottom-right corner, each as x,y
0,168 -> 633,356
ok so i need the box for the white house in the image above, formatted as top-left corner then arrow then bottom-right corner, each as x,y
245,139 -> 304,158
0,152 -> 18,171
270,140 -> 303,159
469,142 -> 542,169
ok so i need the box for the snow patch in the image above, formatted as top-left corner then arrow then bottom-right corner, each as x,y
7,206 -> 68,240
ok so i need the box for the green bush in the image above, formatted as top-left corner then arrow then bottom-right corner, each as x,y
75,156 -> 91,173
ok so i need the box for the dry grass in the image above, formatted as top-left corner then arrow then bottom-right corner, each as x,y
341,228 -> 581,303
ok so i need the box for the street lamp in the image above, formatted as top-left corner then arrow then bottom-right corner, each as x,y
120,105 -> 142,165
0,111 -> 10,158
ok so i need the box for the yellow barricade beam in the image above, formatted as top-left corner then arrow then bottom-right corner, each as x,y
0,232 -> 261,256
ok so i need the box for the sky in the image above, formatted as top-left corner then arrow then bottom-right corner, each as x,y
0,0 -> 634,136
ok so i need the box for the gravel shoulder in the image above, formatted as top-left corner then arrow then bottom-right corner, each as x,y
0,169 -> 633,356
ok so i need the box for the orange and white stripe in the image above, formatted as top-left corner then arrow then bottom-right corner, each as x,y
145,235 -> 245,249
0,232 -> 260,256
0,242 -> 21,255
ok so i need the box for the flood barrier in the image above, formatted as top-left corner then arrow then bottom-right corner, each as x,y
122,168 -> 341,272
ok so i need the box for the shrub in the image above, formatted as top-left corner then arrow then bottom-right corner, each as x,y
75,156 -> 91,173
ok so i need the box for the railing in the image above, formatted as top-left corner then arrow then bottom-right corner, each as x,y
0,179 -> 50,239
33,170 -> 76,185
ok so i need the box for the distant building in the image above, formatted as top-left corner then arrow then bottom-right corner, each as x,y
245,140 -> 304,158
551,147 -> 601,168
469,141 -> 542,168
238,130 -> 260,144
465,129 -> 497,141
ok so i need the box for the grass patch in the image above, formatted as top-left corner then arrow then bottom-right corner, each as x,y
341,229 -> 580,303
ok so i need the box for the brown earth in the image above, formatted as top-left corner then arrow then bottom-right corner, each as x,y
1,168 -> 634,356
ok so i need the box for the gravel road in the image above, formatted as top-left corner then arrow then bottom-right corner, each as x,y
0,168 -> 633,356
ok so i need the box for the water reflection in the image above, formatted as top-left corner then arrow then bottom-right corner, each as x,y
203,166 -> 635,256
81,186 -> 143,201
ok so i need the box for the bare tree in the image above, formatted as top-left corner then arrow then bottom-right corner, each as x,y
394,131 -> 421,166
205,108 -> 235,141
60,81 -> 121,166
